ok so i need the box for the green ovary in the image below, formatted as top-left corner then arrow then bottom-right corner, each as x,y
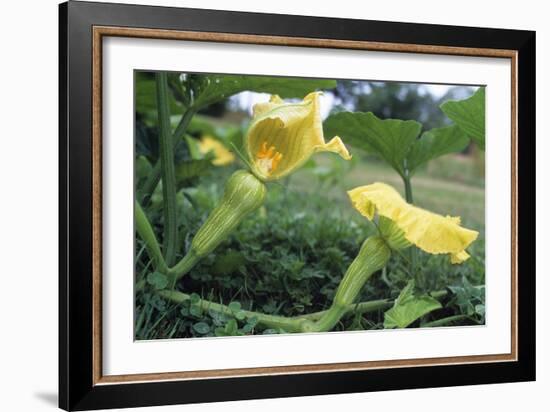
171,170 -> 266,280
300,236 -> 391,333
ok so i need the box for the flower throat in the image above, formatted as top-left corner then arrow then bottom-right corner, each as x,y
256,141 -> 283,175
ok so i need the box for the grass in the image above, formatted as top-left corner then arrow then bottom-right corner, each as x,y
290,153 -> 485,229
135,152 -> 486,340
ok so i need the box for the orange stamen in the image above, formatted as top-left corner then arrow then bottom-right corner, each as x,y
272,153 -> 283,171
256,141 -> 283,175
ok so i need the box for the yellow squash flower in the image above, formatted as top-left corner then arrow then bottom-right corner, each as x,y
245,92 -> 351,180
198,135 -> 235,166
348,182 -> 478,264
169,93 -> 351,281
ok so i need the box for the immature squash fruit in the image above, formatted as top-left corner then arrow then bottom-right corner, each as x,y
190,170 -> 266,258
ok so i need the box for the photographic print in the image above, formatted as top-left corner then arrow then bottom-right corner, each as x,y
60,3 -> 534,408
134,71 -> 485,340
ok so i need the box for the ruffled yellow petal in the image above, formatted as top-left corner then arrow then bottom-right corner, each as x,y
198,135 -> 235,166
252,94 -> 285,117
246,92 -> 351,180
348,182 -> 478,264
315,136 -> 352,160
450,250 -> 470,264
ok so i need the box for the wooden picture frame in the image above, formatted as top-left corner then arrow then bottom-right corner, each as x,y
59,1 -> 535,410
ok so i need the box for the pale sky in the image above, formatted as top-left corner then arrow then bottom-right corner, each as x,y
232,84 -> 457,120
232,91 -> 336,119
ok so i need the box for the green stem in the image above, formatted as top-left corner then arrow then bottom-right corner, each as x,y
298,297 -> 393,321
401,174 -> 418,273
157,289 -> 452,333
168,250 -> 200,281
173,108 -> 196,143
302,236 -> 391,332
168,170 -> 266,281
140,108 -> 196,204
403,174 -> 414,204
136,170 -> 266,290
158,290 -> 305,332
422,314 -> 470,328
135,200 -> 168,273
156,72 -> 178,266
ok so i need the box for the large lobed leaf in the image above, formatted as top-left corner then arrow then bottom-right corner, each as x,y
407,125 -> 470,172
136,74 -> 183,115
384,280 -> 442,329
324,112 -> 421,177
136,72 -> 336,117
324,112 -> 469,178
440,87 -> 485,150
191,75 -> 337,109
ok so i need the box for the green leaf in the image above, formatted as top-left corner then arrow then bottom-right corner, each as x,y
325,112 -> 471,178
192,322 -> 211,335
407,125 -> 470,173
146,272 -> 169,290
394,279 -> 416,306
175,159 -> 213,182
211,251 -> 246,276
191,74 -> 337,109
189,293 -> 200,304
224,319 -> 238,335
440,87 -> 485,150
135,76 -> 183,115
324,111 -> 422,177
214,327 -> 228,337
475,304 -> 485,316
135,156 -> 153,180
228,301 -> 242,313
209,309 -> 228,326
448,278 -> 485,319
384,280 -> 442,328
189,304 -> 202,317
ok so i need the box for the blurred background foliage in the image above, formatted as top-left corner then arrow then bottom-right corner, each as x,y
135,71 -> 485,339
332,80 -> 470,131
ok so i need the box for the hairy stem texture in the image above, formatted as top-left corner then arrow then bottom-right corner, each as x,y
156,72 -> 178,266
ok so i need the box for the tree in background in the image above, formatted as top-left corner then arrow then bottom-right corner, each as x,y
331,80 -> 473,132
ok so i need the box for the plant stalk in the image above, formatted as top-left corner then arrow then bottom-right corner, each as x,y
157,289 -> 452,333
301,236 -> 391,332
422,314 -> 470,328
402,174 -> 418,272
140,108 -> 196,204
403,175 -> 414,204
135,170 -> 266,289
168,250 -> 200,281
156,72 -> 178,266
166,170 -> 266,281
158,290 -> 305,332
135,200 -> 168,274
